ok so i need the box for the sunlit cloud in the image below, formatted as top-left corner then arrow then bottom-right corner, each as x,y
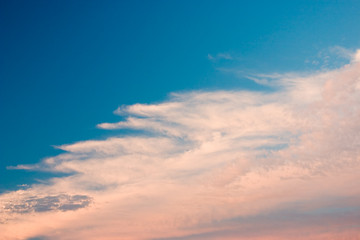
1,51 -> 360,240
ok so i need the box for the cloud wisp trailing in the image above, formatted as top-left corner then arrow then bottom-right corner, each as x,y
1,51 -> 360,240
208,52 -> 234,61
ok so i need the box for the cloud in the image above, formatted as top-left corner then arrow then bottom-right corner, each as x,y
208,52 -> 234,61
3,194 -> 91,214
303,46 -> 357,69
354,49 -> 360,62
329,46 -> 355,60
1,51 -> 360,239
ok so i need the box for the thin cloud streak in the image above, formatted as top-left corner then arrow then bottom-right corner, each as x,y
208,52 -> 234,61
1,51 -> 360,239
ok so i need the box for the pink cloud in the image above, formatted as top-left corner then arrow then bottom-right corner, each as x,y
1,52 -> 360,240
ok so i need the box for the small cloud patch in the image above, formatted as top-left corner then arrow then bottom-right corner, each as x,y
2,194 -> 92,214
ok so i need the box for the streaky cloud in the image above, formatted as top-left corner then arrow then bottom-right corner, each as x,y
1,51 -> 360,239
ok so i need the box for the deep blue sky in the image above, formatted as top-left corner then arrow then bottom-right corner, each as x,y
1,0 -> 360,192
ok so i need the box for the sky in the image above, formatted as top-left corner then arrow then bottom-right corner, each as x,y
1,0 -> 360,239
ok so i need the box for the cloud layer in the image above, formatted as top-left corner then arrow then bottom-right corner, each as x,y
1,51 -> 360,240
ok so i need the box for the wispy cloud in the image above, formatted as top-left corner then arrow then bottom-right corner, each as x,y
3,194 -> 92,214
329,45 -> 355,60
208,52 -> 234,61
1,51 -> 360,239
304,46 -> 358,69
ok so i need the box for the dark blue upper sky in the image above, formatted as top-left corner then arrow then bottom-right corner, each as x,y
1,0 -> 360,192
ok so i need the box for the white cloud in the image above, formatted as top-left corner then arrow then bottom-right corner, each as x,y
353,49 -> 360,62
208,52 -> 234,61
330,45 -> 356,61
303,46 -> 356,69
1,51 -> 360,239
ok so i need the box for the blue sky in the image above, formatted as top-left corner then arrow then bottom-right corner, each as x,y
2,0 -> 360,191
1,1 -> 360,239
